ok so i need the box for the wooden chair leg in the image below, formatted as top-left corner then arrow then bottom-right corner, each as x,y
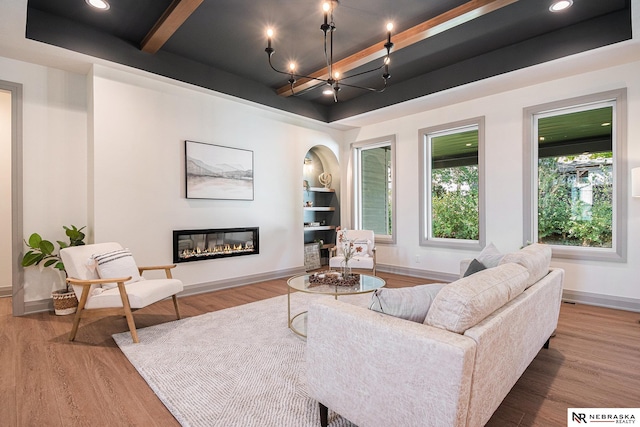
117,282 -> 139,343
69,285 -> 90,341
172,295 -> 181,320
68,306 -> 84,341
319,403 -> 328,427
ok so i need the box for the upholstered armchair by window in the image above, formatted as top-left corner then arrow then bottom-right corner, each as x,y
329,229 -> 377,275
60,242 -> 183,343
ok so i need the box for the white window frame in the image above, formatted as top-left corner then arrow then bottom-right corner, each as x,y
523,89 -> 627,262
419,117 -> 485,250
352,135 -> 396,244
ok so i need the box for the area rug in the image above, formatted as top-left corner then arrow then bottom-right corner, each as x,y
113,292 -> 370,427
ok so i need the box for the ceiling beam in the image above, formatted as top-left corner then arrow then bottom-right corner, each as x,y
276,0 -> 518,96
141,0 -> 204,54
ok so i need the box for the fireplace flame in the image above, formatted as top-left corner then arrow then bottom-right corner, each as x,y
180,242 -> 255,259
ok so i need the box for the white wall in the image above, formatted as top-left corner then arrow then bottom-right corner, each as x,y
342,59 -> 640,301
90,65 -> 341,288
0,56 -> 88,301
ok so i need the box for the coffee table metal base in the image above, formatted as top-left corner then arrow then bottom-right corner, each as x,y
287,273 -> 385,338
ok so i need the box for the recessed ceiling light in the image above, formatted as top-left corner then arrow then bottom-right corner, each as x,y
86,0 -> 110,11
549,0 -> 573,12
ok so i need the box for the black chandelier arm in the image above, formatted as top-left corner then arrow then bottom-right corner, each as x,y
339,77 -> 389,93
267,52 -> 335,86
339,62 -> 386,80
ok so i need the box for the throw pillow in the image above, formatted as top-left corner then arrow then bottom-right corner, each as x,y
425,263 -> 529,333
93,249 -> 142,290
477,242 -> 504,268
463,258 -> 486,277
352,241 -> 370,257
498,243 -> 552,288
369,283 -> 446,323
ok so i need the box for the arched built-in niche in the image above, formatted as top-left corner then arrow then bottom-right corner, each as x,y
302,146 -> 340,268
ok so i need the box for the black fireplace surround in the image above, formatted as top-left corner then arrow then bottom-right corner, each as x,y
173,227 -> 259,263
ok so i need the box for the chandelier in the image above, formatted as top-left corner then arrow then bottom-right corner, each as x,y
265,1 -> 394,102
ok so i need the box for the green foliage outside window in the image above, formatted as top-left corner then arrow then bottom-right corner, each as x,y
538,154 -> 612,247
431,165 -> 479,240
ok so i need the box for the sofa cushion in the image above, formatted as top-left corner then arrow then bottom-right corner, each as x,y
369,283 -> 446,323
425,263 -> 529,333
498,243 -> 551,288
477,242 -> 504,268
463,259 -> 486,277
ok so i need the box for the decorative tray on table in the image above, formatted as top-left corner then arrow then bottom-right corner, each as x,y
308,270 -> 360,287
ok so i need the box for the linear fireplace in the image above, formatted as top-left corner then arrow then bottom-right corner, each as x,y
173,227 -> 259,263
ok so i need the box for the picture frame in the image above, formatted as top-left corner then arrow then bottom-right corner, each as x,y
185,140 -> 254,200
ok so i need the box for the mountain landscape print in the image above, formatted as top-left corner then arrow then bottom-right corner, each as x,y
186,141 -> 254,200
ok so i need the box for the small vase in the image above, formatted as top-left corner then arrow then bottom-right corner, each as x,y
341,261 -> 351,278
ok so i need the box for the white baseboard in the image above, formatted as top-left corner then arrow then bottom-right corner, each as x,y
562,289 -> 640,313
19,267 -> 307,316
178,267 -> 305,297
19,266 -> 640,315
376,263 -> 458,283
378,264 -> 640,313
24,298 -> 53,314
0,286 -> 11,297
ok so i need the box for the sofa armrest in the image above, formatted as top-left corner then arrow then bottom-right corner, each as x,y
306,299 -> 476,427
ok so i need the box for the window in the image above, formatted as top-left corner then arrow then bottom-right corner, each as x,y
352,136 -> 396,243
419,117 -> 485,249
524,89 -> 627,261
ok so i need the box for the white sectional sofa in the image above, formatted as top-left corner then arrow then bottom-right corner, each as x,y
306,244 -> 564,427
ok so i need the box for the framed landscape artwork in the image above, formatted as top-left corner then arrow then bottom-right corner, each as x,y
185,140 -> 254,200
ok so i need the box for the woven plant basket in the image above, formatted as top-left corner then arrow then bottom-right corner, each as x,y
52,290 -> 78,315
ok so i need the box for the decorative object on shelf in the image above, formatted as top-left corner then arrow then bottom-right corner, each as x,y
303,179 -> 310,193
318,172 -> 332,189
304,243 -> 321,271
309,270 -> 361,286
305,201 -> 313,207
264,1 -> 394,102
185,140 -> 254,200
21,225 -> 87,315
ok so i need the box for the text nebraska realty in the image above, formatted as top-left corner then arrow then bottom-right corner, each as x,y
573,412 -> 636,423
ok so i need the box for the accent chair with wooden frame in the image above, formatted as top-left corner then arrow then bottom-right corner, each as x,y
60,242 -> 183,343
329,229 -> 377,275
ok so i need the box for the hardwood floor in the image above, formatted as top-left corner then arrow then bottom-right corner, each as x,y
1,272 -> 639,426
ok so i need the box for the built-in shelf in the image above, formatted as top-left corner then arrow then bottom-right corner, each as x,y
308,187 -> 335,193
303,146 -> 339,270
304,225 -> 336,231
304,207 -> 336,211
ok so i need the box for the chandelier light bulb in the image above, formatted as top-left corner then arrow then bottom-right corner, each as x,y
322,2 -> 331,12
289,62 -> 296,72
549,0 -> 573,12
86,0 -> 110,10
333,71 -> 340,79
386,22 -> 393,31
267,28 -> 274,38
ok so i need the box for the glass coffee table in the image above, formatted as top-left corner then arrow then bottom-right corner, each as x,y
287,272 -> 386,338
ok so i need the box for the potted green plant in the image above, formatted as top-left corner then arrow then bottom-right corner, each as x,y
21,225 -> 86,315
